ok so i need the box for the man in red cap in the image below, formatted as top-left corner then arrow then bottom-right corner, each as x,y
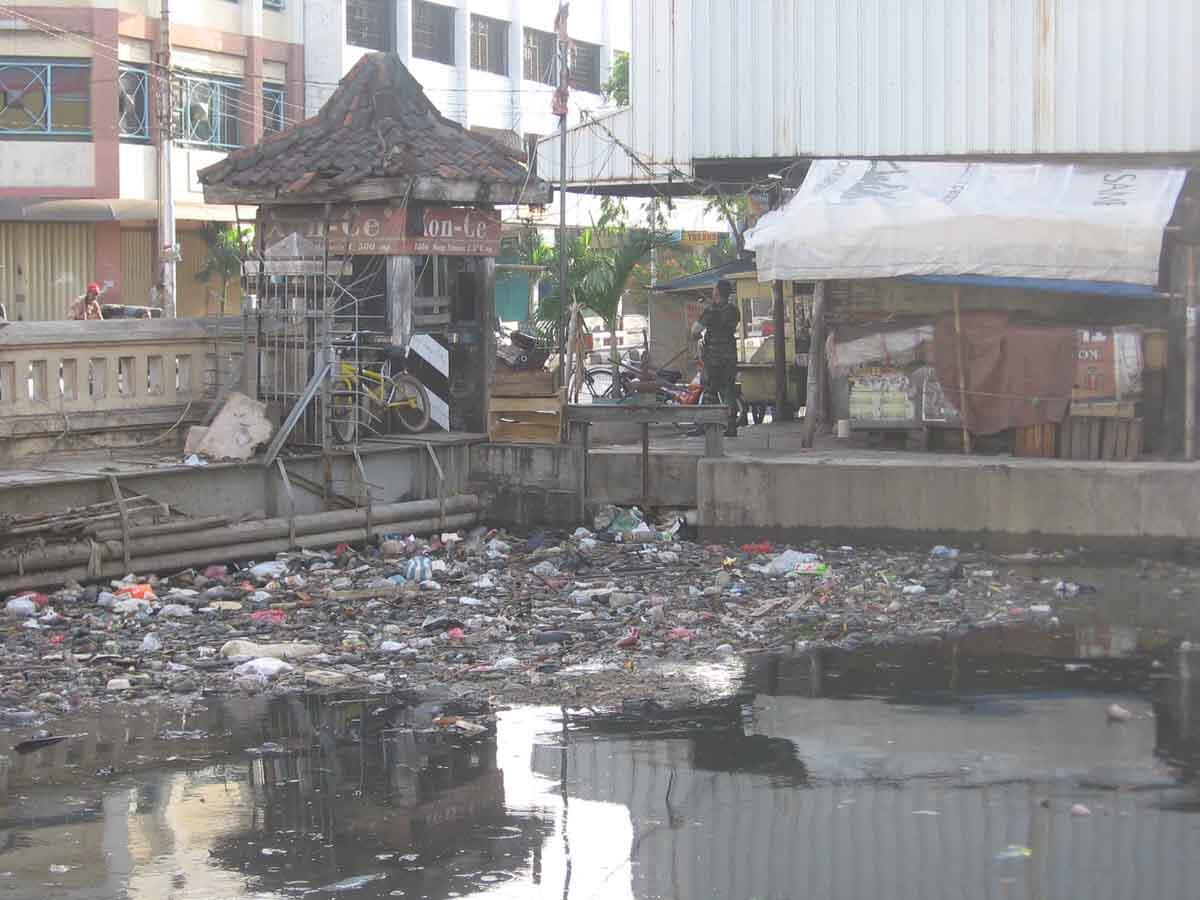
69,283 -> 104,320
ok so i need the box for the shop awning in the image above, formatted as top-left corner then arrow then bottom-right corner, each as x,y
745,161 -> 1187,286
0,198 -> 252,223
904,275 -> 1165,299
653,259 -> 755,293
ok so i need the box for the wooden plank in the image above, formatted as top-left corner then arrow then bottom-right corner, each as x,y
1128,418 -> 1144,460
566,403 -> 727,426
1102,418 -> 1119,460
1088,418 -> 1102,460
491,369 -> 556,397
1069,401 -> 1137,419
487,420 -> 562,444
1144,330 -> 1168,370
489,396 -> 565,414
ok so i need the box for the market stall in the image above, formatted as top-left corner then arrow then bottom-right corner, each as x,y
745,160 -> 1191,457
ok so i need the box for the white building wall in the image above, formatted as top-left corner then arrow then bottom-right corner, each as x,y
304,0 -> 631,138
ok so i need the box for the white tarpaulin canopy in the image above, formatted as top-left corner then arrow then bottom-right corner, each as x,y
745,161 -> 1187,286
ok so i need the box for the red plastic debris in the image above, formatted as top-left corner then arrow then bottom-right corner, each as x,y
447,627 -> 465,641
250,609 -> 287,626
117,584 -> 156,601
335,543 -> 351,556
14,592 -> 50,608
616,627 -> 640,649
666,627 -> 694,641
740,542 -> 772,555
48,634 -> 65,645
203,565 -> 228,579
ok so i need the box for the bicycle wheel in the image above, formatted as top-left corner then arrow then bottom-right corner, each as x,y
386,373 -> 431,433
330,378 -> 360,444
583,367 -> 615,400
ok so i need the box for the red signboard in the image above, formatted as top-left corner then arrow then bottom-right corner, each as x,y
413,207 -> 502,255
262,205 -> 501,257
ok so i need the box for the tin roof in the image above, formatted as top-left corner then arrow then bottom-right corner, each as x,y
200,53 -> 550,207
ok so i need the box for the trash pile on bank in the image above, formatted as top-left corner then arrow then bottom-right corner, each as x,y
1,506 -> 1084,723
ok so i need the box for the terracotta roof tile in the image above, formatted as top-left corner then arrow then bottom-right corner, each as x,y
200,54 -> 546,203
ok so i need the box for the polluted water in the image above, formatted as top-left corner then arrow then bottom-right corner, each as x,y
1,547 -> 1200,897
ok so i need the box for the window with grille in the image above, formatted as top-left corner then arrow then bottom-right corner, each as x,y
263,83 -> 285,133
0,60 -> 91,136
570,41 -> 601,93
347,0 -> 395,52
470,15 -> 508,76
118,64 -> 149,140
174,73 -> 242,149
413,1 -> 454,65
522,28 -> 557,85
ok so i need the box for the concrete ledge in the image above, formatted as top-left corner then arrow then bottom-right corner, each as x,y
698,455 -> 1200,551
469,443 -> 701,526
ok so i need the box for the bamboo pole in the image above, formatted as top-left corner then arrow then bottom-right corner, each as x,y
952,288 -> 972,454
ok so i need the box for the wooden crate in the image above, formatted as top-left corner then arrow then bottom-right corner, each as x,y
1014,423 -> 1058,458
491,368 -> 557,398
487,391 -> 565,444
1059,416 -> 1142,461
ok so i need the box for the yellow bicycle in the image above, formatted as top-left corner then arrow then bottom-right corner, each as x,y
331,356 -> 430,443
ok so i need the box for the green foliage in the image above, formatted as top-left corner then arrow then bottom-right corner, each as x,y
601,51 -> 630,107
703,192 -> 751,254
532,226 -> 654,340
195,223 -> 251,312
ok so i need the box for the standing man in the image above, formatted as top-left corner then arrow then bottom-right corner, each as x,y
69,283 -> 104,320
693,279 -> 741,437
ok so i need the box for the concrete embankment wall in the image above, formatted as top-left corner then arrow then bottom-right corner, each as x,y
697,456 -> 1200,552
467,444 -> 698,526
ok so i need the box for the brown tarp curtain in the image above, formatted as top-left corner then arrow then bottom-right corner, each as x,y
933,313 -> 1074,435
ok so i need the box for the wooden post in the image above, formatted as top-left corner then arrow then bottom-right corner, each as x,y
481,255 -> 497,434
641,422 -> 650,510
801,281 -> 827,448
772,279 -> 790,421
1186,246 -> 1197,460
564,301 -> 579,399
952,288 -> 972,454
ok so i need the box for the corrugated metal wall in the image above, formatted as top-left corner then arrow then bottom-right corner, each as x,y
622,0 -> 1199,169
0,223 -> 94,322
120,230 -> 155,309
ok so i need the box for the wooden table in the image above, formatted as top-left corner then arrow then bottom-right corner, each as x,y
565,403 -> 729,518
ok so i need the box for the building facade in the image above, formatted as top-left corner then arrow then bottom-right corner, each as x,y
0,0 -> 304,321
305,0 -> 630,138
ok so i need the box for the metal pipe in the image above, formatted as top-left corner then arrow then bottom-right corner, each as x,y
0,496 -> 480,576
0,513 -> 479,595
1186,246 -> 1197,460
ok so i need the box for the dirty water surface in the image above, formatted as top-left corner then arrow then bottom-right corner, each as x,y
2,558 -> 1200,900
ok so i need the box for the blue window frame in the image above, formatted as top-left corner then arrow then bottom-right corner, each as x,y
263,83 -> 285,133
0,60 -> 91,136
175,72 -> 242,150
118,64 -> 150,140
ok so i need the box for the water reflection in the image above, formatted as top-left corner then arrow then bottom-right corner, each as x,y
1,633 -> 1200,899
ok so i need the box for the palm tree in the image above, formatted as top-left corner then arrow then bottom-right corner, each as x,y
195,223 -> 250,316
534,227 -> 654,397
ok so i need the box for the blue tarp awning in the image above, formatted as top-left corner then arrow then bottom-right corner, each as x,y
902,274 -> 1164,299
652,259 -> 755,293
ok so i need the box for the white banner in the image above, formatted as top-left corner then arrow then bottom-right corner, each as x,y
746,161 -> 1186,285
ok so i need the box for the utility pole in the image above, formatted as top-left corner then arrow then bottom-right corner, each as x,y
156,0 -> 177,318
554,4 -> 570,382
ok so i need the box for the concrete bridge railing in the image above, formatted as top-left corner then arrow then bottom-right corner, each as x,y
0,319 -> 247,460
